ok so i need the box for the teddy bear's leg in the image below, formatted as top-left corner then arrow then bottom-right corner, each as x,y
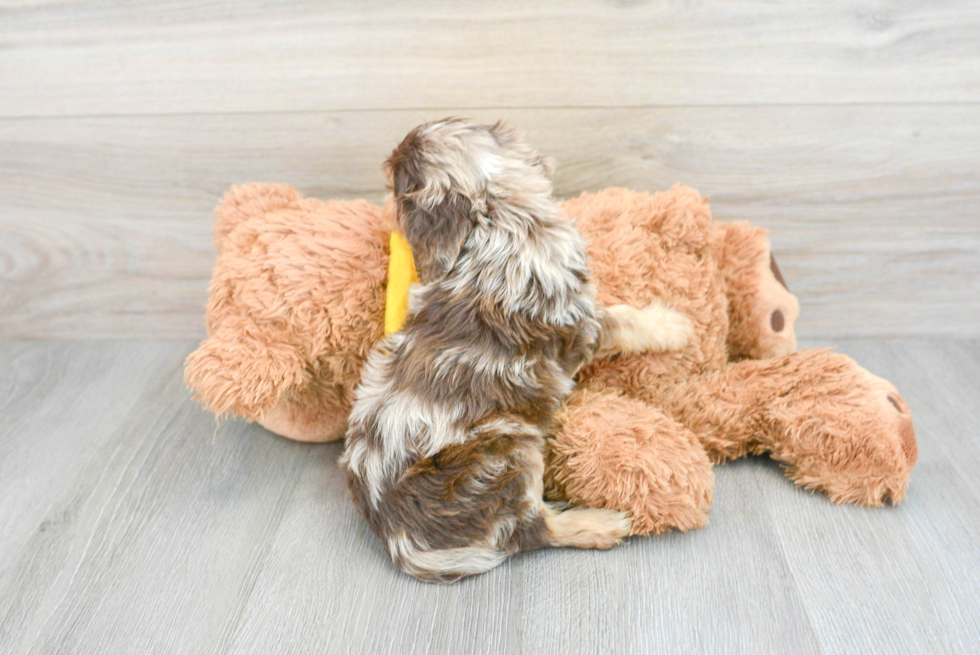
544,385 -> 714,536
710,221 -> 800,359
653,349 -> 917,506
184,320 -> 310,427
185,319 -> 357,443
256,383 -> 350,443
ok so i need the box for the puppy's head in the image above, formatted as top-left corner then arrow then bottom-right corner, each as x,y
383,118 -> 554,284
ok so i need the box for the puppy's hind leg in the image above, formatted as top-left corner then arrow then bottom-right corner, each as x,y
391,503 -> 630,583
595,301 -> 694,357
540,504 -> 631,550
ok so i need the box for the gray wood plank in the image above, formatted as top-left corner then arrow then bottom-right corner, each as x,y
523,462 -> 821,655
2,339 -> 979,653
754,339 -> 980,654
0,341 -> 189,652
0,342 -> 312,654
221,432 -> 820,655
0,341 -> 182,556
2,0 -> 979,117
2,106 -> 977,340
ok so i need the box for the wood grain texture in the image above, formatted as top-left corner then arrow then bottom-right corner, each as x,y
2,106 -> 977,339
0,341 -> 316,655
0,341 -> 181,558
1,339 -> 978,654
2,0 -> 980,117
0,341 -> 188,652
226,447 -> 822,655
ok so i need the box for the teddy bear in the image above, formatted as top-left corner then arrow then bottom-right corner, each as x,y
184,182 -> 917,535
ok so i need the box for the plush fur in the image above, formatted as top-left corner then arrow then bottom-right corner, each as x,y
185,186 -> 388,442
556,187 -> 916,516
340,120 -> 691,582
184,155 -> 918,554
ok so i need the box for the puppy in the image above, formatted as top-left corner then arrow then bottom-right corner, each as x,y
341,119 -> 693,583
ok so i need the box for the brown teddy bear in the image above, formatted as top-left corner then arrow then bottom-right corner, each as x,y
184,182 -> 917,535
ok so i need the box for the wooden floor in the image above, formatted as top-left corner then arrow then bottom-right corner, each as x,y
0,339 -> 977,654
2,1 -> 979,653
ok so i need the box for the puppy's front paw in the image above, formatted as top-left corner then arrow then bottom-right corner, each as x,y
635,301 -> 694,352
589,509 -> 632,549
599,301 -> 694,357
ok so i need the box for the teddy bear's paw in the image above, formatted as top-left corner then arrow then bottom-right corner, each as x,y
256,389 -> 350,443
815,387 -> 915,506
767,354 -> 917,506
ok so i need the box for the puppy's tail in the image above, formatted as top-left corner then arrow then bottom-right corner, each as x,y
388,536 -> 508,584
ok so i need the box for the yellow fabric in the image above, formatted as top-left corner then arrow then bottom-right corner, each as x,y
384,231 -> 419,335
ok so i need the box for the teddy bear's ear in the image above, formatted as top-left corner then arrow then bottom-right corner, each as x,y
770,253 -> 788,290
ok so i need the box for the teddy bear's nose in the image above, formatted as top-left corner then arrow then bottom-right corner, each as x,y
771,309 -> 785,332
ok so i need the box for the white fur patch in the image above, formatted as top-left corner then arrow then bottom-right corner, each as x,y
431,346 -> 538,391
543,507 -> 631,549
347,379 -> 466,507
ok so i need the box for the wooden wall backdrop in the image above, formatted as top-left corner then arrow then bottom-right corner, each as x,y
1,0 -> 978,339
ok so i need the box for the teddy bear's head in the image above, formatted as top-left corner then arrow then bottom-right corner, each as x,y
563,186 -> 799,397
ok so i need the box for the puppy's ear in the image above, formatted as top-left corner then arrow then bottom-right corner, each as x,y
398,191 -> 474,284
488,121 -> 554,178
535,155 -> 556,178
385,128 -> 476,283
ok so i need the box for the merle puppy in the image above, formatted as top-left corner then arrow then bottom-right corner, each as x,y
341,119 -> 693,583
